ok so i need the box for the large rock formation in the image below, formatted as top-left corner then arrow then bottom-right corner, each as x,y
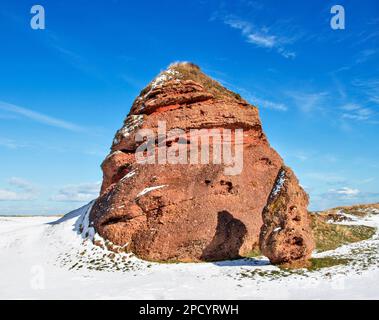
90,62 -> 315,264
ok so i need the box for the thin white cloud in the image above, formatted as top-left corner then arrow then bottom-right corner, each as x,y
246,33 -> 276,48
341,103 -> 374,122
357,178 -> 375,185
0,177 -> 38,201
8,177 -> 36,193
293,152 -> 309,162
288,151 -> 338,164
51,182 -> 100,202
0,138 -> 23,149
249,95 -> 287,111
210,76 -> 287,112
304,172 -> 346,185
0,101 -> 84,132
352,78 -> 379,108
328,187 -> 360,197
355,49 -> 377,64
286,91 -> 328,113
318,187 -> 378,203
314,186 -> 379,210
222,16 -> 296,59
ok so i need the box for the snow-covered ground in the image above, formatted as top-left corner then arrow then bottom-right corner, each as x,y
0,203 -> 378,300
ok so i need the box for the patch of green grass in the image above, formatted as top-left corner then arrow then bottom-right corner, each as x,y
310,214 -> 376,252
239,267 -> 307,280
307,257 -> 351,271
243,247 -> 262,258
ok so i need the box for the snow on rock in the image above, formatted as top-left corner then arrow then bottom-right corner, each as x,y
137,185 -> 167,197
271,169 -> 286,198
138,66 -> 182,102
113,115 -> 144,145
104,150 -> 123,161
150,68 -> 180,91
120,170 -> 136,182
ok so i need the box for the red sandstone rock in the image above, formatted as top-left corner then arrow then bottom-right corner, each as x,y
259,166 -> 315,265
90,62 -> 314,263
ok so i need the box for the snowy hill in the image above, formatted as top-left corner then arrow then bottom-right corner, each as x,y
0,203 -> 379,299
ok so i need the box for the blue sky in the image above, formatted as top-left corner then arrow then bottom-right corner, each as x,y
0,0 -> 378,214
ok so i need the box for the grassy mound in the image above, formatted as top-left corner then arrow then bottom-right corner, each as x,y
139,62 -> 246,102
310,213 -> 376,252
169,62 -> 243,100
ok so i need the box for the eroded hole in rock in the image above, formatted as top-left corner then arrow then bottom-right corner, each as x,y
108,164 -> 133,186
259,157 -> 273,166
220,180 -> 233,193
117,164 -> 131,175
147,91 -> 160,99
292,236 -> 304,246
120,149 -> 136,154
205,179 -> 212,185
102,216 -> 132,226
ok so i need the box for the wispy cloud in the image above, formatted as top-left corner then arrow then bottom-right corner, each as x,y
340,103 -> 374,122
286,91 -> 328,113
320,187 -> 379,203
355,49 -> 377,64
0,138 -> 25,149
247,95 -> 287,111
0,177 -> 38,201
304,172 -> 346,186
51,182 -> 100,202
352,78 -> 379,106
357,178 -> 375,185
327,187 -> 360,198
51,43 -> 104,80
0,101 -> 84,132
221,16 -> 297,59
210,76 -> 287,112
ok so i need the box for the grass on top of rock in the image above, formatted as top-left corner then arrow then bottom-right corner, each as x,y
139,62 -> 246,102
170,62 -> 244,101
310,213 -> 376,252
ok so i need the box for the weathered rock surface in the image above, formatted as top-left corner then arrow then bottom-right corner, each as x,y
90,62 -> 315,264
259,166 -> 315,264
